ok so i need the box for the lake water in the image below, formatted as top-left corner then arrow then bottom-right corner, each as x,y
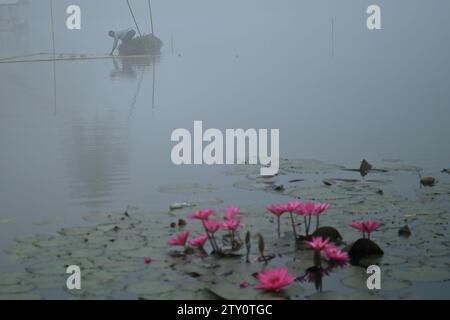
0,0 -> 449,299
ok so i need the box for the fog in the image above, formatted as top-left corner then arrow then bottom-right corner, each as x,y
1,0 -> 450,270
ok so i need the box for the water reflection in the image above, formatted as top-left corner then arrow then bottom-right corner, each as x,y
0,0 -> 29,58
62,56 -> 159,209
298,263 -> 346,293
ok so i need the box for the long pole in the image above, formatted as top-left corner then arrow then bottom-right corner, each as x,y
331,19 -> 334,57
49,0 -> 56,57
148,0 -> 154,35
126,0 -> 142,36
49,0 -> 57,114
152,60 -> 156,108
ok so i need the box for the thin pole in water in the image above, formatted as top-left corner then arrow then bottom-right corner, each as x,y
49,0 -> 56,57
148,0 -> 154,35
126,0 -> 142,37
49,0 -> 57,114
152,61 -> 156,108
331,18 -> 335,57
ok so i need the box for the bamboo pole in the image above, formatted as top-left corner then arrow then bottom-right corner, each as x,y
49,0 -> 57,114
49,0 -> 56,57
126,0 -> 142,37
0,53 -> 158,64
148,0 -> 154,35
331,19 -> 334,57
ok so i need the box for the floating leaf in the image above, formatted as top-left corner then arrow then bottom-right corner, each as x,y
157,183 -> 215,194
388,267 -> 450,282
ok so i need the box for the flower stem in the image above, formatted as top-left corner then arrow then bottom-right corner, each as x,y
211,233 -> 220,253
307,214 -> 312,236
277,216 -> 281,239
314,250 -> 321,267
289,212 -> 298,240
303,216 -> 308,236
202,221 -> 217,252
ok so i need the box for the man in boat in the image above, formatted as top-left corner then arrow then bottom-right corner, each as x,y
108,28 -> 136,55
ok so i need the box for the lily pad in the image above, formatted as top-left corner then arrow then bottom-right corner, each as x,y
126,279 -> 178,296
0,293 -> 42,300
341,273 -> 411,291
158,184 -> 216,194
308,290 -> 347,300
206,282 -> 298,300
0,283 -> 35,294
388,267 -> 450,282
0,273 -> 26,286
287,186 -> 353,201
280,159 -> 343,173
0,218 -> 14,225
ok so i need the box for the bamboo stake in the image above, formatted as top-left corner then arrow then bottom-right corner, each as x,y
126,0 -> 142,37
49,0 -> 57,114
148,0 -> 154,34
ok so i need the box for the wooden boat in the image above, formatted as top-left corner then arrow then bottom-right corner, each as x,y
118,34 -> 163,56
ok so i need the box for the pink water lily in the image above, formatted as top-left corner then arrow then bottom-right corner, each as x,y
363,220 -> 382,233
313,202 -> 331,216
189,234 -> 209,248
144,256 -> 153,264
188,209 -> 215,221
254,267 -> 296,292
267,204 -> 288,239
351,220 -> 382,239
168,230 -> 190,247
295,201 -> 316,216
266,204 -> 287,217
286,200 -> 304,239
312,202 -> 331,230
286,200 -> 303,213
224,206 -> 239,221
351,220 -> 365,232
222,219 -> 241,231
306,236 -> 330,267
324,245 -> 349,263
294,201 -> 331,235
204,219 -> 221,234
305,236 -> 330,251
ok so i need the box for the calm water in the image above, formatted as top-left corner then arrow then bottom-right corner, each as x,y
1,0 -> 450,273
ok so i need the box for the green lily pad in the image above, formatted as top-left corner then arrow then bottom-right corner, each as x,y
287,186 -> 353,201
0,293 -> 42,300
0,218 -> 14,225
0,273 -> 26,286
5,242 -> 40,259
0,283 -> 35,294
59,227 -> 93,237
126,279 -> 178,296
378,164 -> 422,173
341,273 -> 411,291
280,159 -> 343,173
388,266 -> 450,282
26,275 -> 66,290
32,217 -> 64,226
206,282 -> 295,300
308,291 -> 347,300
158,183 -> 216,194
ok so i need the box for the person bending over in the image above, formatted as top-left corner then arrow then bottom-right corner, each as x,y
108,28 -> 136,55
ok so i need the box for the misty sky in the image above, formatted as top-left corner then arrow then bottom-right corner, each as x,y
1,0 -> 450,60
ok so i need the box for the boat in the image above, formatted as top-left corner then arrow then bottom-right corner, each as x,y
118,0 -> 162,56
118,33 -> 163,56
